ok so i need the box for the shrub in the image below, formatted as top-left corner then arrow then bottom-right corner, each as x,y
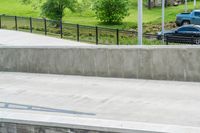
93,0 -> 129,24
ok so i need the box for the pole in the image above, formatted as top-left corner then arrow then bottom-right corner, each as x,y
15,16 -> 18,31
138,0 -> 143,45
194,0 -> 196,9
148,0 -> 151,9
77,24 -> 80,42
162,0 -> 165,44
0,15 -> 1,29
96,26 -> 98,45
44,18 -> 47,35
60,20 -> 63,38
116,29 -> 119,45
30,17 -> 32,33
185,0 -> 188,12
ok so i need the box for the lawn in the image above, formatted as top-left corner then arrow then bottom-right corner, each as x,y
0,0 -> 199,31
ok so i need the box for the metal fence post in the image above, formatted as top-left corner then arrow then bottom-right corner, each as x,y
116,29 -> 119,45
77,24 -> 80,41
15,16 -> 18,30
96,26 -> 98,45
0,15 -> 1,29
166,36 -> 168,45
60,20 -> 63,38
44,18 -> 47,35
30,17 -> 32,33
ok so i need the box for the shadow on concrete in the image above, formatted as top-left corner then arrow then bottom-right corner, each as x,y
0,102 -> 95,116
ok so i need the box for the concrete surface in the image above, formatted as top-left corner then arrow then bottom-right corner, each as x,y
1,122 -> 113,133
0,72 -> 200,133
1,29 -> 200,82
0,29 -> 92,46
1,45 -> 200,82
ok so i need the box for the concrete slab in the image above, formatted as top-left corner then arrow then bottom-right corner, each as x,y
0,29 -> 92,47
0,72 -> 200,132
1,31 -> 200,82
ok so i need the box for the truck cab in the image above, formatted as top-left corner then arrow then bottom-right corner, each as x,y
176,10 -> 200,26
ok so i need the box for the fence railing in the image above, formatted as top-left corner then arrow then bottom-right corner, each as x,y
0,14 -> 161,45
1,14 -> 198,45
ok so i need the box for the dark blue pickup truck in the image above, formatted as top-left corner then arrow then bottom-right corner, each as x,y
176,10 -> 200,26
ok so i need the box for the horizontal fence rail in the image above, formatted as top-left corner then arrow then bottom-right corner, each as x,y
0,14 -> 197,45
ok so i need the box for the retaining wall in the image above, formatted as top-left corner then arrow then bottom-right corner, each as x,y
0,123 -> 110,133
0,45 -> 200,82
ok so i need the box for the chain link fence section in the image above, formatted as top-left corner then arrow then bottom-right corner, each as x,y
16,16 -> 30,32
119,30 -> 136,45
62,22 -> 78,41
79,25 -> 96,44
0,15 -> 15,30
0,123 -> 116,133
46,19 -> 61,38
98,27 -> 117,45
2,14 -> 193,46
31,18 -> 45,35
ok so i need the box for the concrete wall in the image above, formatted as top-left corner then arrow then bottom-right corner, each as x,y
0,122 -> 162,133
0,123 -> 109,133
0,46 -> 200,82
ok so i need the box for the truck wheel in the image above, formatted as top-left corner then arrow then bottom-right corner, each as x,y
195,38 -> 200,45
176,23 -> 181,27
182,21 -> 190,26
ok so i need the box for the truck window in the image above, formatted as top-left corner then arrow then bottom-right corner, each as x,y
194,12 -> 200,17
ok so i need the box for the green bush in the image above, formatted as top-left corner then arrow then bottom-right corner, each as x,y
93,0 -> 129,24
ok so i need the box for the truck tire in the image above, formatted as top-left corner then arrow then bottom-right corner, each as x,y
195,38 -> 200,45
181,20 -> 190,26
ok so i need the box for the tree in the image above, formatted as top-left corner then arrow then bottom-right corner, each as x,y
93,0 -> 129,24
41,0 -> 77,21
76,0 -> 93,14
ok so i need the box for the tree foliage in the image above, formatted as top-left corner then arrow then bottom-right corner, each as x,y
76,0 -> 93,14
93,0 -> 129,24
41,0 -> 77,20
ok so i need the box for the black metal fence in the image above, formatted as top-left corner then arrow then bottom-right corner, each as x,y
1,14 -> 197,45
0,14 -> 161,45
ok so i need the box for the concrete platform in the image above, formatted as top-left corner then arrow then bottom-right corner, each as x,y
0,72 -> 200,133
0,29 -> 92,47
2,30 -> 200,82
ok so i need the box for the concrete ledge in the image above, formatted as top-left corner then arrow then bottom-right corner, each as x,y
1,111 -> 200,133
0,45 -> 200,82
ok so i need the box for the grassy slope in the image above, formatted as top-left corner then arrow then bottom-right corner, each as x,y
0,0 -> 199,30
0,0 -> 39,17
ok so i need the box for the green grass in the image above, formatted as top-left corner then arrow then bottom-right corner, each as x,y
0,0 -> 39,17
55,1 -> 200,29
0,0 -> 200,30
